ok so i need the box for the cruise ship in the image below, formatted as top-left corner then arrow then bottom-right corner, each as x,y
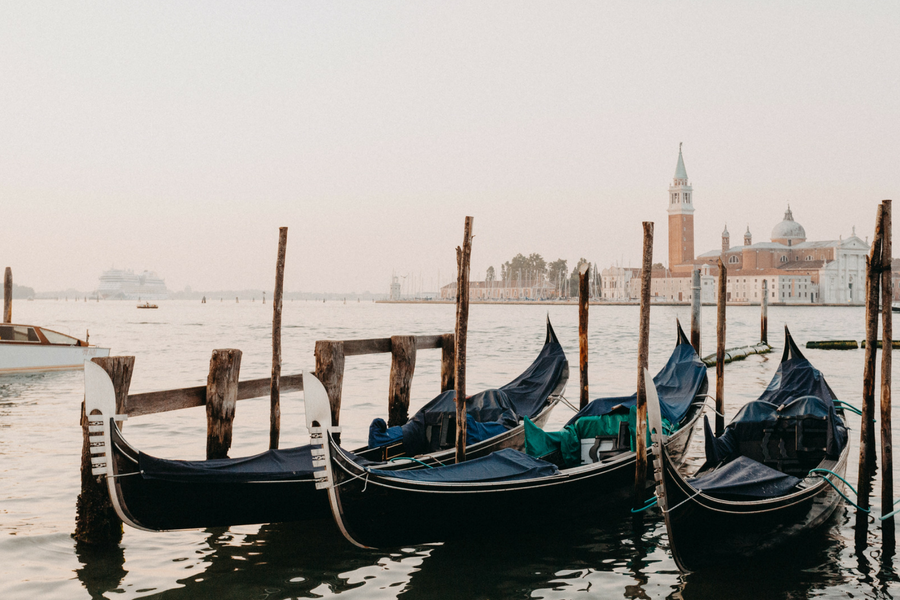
97,269 -> 169,300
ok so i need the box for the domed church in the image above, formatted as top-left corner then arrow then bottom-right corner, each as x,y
623,145 -> 871,305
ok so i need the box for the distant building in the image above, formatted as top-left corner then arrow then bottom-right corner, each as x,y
441,279 -> 557,301
389,275 -> 401,300
638,145 -> 870,304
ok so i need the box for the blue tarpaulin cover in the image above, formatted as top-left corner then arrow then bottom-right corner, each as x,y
688,455 -> 802,499
697,328 -> 849,499
565,323 -> 707,426
367,448 -> 559,483
139,445 -> 315,483
368,321 -> 568,455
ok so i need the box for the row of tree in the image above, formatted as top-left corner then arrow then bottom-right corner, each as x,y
484,253 -> 600,298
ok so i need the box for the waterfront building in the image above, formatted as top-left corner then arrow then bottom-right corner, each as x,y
644,145 -> 870,304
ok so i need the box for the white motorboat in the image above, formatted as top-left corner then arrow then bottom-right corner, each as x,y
0,323 -> 110,374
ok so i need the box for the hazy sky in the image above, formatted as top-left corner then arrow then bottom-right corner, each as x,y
2,2 -> 898,294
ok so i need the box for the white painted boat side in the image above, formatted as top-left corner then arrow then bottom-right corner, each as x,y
0,345 -> 111,374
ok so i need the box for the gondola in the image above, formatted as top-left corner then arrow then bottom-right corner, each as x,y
83,320 -> 568,531
314,322 -> 709,548
647,327 -> 850,572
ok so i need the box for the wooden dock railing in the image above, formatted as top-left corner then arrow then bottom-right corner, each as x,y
74,332 -> 454,546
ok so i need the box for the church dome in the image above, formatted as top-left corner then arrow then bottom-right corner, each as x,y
771,206 -> 806,244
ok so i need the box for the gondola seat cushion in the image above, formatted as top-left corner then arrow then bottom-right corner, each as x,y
688,455 -> 802,499
367,448 -> 559,483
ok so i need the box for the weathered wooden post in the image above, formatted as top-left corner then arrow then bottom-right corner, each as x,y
455,216 -> 474,463
269,227 -> 288,450
690,268 -> 701,355
74,356 -> 135,545
3,267 -> 11,323
634,221 -> 653,508
880,200 -> 894,543
857,203 -> 884,546
206,349 -> 242,459
440,333 -> 455,392
315,341 -> 345,430
579,262 -> 590,409
716,257 -> 727,436
388,336 -> 417,426
761,279 -> 769,345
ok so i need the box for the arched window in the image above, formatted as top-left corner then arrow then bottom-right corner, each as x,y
780,255 -> 787,263
728,255 -> 739,264
672,193 -> 678,203
805,255 -> 812,261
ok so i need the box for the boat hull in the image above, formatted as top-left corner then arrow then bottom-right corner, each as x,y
107,399 -> 560,531
328,401 -> 703,548
0,344 -> 110,374
658,443 -> 849,572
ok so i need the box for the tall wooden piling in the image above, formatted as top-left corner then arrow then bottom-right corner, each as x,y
315,341 -> 345,429
454,216 -> 474,464
880,200 -> 894,542
579,263 -> 590,409
74,356 -> 135,545
440,333 -> 455,392
716,258 -> 727,436
3,267 -> 11,323
857,203 -> 884,545
269,227 -> 288,450
690,269 -> 701,355
388,336 -> 417,427
633,221 -> 653,507
206,349 -> 242,459
761,279 -> 768,345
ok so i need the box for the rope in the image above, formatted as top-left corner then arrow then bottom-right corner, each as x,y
558,395 -> 579,412
833,400 -> 863,416
808,468 -> 870,514
663,488 -> 703,514
630,496 -> 658,513
388,457 -> 434,468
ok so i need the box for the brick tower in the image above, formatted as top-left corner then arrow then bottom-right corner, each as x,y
668,143 -> 695,271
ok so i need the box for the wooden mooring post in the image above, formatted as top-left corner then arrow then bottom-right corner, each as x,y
3,267 -> 11,323
455,216 -> 474,463
315,341 -> 345,430
441,333 -> 455,392
74,356 -> 134,545
690,269 -> 701,355
270,227 -> 288,450
761,279 -> 768,345
633,221 -> 653,508
206,349 -> 242,459
579,263 -> 590,409
857,202 -> 884,547
388,336 -> 417,426
880,200 -> 894,544
716,257 -> 726,436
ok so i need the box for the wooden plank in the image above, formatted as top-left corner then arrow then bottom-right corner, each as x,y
633,221 -> 653,508
342,338 -> 392,356
388,335 -> 417,427
206,349 -> 242,459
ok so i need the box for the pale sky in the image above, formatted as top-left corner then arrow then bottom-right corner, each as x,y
2,2 -> 898,294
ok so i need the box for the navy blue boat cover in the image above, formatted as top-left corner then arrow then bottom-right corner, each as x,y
368,320 -> 569,455
565,322 -> 707,426
367,448 -> 559,483
688,455 -> 802,499
697,328 -> 849,498
139,445 -> 315,483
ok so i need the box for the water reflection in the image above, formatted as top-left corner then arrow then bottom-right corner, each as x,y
75,542 -> 127,600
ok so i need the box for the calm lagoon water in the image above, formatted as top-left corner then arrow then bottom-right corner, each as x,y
1,299 -> 898,599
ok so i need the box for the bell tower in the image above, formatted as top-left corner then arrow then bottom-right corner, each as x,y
668,143 -> 695,271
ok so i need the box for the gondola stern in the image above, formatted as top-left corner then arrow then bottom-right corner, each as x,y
675,318 -> 690,347
545,314 -> 560,346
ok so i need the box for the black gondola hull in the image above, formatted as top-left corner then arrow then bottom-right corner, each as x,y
659,444 -> 848,571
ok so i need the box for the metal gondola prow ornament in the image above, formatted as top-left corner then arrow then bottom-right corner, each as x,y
644,368 -> 670,515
